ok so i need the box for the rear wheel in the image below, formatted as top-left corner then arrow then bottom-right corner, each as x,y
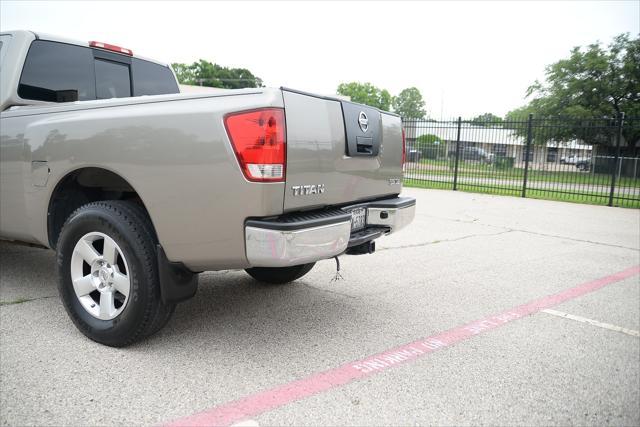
56,200 -> 175,347
245,263 -> 315,284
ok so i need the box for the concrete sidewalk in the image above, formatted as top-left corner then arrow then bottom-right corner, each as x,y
1,188 -> 638,426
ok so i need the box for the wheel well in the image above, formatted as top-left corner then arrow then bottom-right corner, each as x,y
47,168 -> 149,249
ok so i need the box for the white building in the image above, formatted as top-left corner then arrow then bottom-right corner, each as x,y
403,121 -> 593,164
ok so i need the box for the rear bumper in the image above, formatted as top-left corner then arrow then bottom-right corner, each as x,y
245,196 -> 416,267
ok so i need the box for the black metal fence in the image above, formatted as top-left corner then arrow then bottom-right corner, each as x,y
402,115 -> 640,208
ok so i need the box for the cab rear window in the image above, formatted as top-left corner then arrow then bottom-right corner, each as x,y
18,40 -> 96,102
132,58 -> 178,96
95,59 -> 131,99
18,40 -> 178,103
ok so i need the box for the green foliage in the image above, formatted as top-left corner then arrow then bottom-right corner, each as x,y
336,82 -> 392,111
171,59 -> 263,89
493,156 -> 514,170
416,134 -> 440,145
506,33 -> 640,151
416,133 -> 444,159
503,105 -> 545,144
469,113 -> 503,127
392,87 -> 426,119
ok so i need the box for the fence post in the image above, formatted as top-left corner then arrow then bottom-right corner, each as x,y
522,114 -> 533,198
452,117 -> 462,191
608,112 -> 625,207
618,155 -> 623,180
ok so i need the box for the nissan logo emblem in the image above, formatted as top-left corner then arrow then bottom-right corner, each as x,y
358,111 -> 369,133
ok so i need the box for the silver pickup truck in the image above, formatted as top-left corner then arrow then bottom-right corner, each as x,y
0,30 -> 415,346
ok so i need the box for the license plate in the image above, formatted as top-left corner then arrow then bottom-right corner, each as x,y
348,207 -> 367,232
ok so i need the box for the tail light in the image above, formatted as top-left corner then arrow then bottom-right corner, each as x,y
224,108 -> 286,182
89,41 -> 133,56
401,128 -> 406,167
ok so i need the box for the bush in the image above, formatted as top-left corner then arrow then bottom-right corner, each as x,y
421,145 -> 442,159
416,134 -> 445,159
494,156 -> 515,170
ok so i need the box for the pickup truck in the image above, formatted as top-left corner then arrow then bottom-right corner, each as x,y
560,154 -> 592,171
0,31 -> 415,346
560,154 -> 589,165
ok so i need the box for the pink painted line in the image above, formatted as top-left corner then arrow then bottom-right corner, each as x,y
166,265 -> 640,427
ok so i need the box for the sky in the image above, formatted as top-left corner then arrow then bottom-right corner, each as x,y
1,0 -> 638,118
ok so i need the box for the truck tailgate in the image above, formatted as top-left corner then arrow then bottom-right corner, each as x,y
282,89 -> 404,212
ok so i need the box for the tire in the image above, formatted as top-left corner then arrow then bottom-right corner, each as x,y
577,163 -> 587,171
245,263 -> 316,285
56,200 -> 175,347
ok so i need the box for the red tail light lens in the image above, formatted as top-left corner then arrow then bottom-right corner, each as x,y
401,128 -> 406,167
224,108 -> 286,182
89,41 -> 133,56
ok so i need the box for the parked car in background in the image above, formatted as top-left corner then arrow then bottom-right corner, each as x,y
406,148 -> 422,163
560,154 -> 590,165
448,146 -> 494,163
575,158 -> 592,171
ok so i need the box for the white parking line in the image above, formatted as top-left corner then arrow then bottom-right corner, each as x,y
231,419 -> 259,427
542,309 -> 640,337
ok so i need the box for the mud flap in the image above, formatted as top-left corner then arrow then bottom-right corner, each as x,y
157,245 -> 198,304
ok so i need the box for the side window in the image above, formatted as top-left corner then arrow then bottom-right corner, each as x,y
95,59 -> 131,99
18,40 -> 95,102
132,58 -> 179,96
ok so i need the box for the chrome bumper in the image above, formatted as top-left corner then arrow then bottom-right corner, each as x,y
366,199 -> 416,233
245,196 -> 416,267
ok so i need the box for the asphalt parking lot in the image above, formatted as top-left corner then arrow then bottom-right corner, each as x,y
1,187 -> 639,426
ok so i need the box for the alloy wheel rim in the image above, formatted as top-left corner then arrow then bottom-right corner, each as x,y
70,232 -> 131,320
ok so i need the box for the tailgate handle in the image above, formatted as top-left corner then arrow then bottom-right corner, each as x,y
356,136 -> 373,154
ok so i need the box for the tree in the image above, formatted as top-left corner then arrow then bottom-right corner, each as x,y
336,82 -> 392,111
469,113 -> 503,127
392,87 -> 426,119
171,59 -> 263,89
416,134 -> 440,145
507,33 -> 640,153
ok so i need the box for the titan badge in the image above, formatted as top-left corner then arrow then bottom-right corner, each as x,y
292,184 -> 326,196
